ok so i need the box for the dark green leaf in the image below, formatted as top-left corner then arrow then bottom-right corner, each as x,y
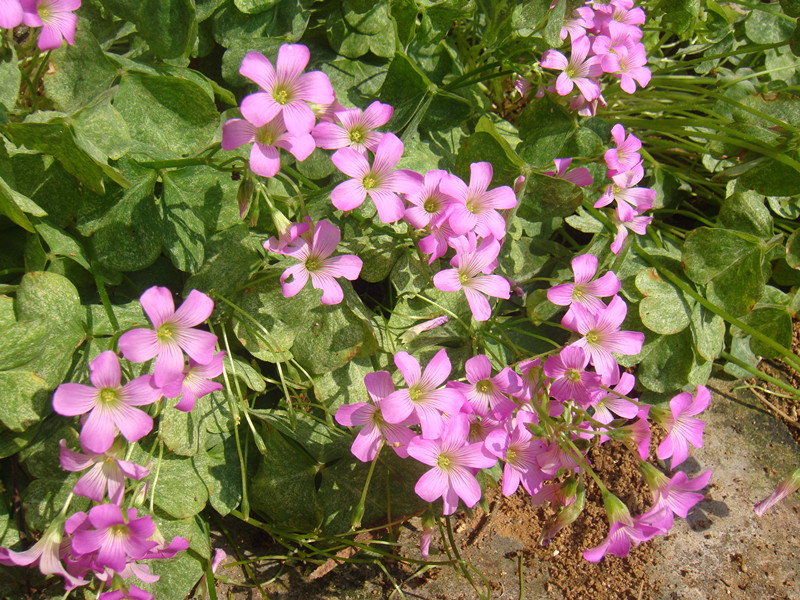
321,57 -> 388,108
660,0 -> 701,38
517,172 -> 583,222
234,0 -> 278,13
153,452 -> 209,519
637,329 -> 695,393
184,224 -> 260,300
719,190 -> 773,238
635,267 -> 693,335
739,158 -> 800,196
5,118 -> 129,193
43,25 -> 117,111
379,53 -> 432,131
512,0 -> 550,36
196,438 -> 242,515
744,8 -> 795,44
0,44 -> 20,111
543,0 -> 566,47
689,304 -> 725,361
0,371 -> 50,432
741,305 -> 792,358
113,72 -> 218,159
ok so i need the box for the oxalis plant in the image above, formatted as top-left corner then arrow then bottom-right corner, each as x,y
0,0 -> 799,598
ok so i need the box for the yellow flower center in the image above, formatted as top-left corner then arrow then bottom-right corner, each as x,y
157,323 -> 174,342
305,256 -> 322,272
586,332 -> 599,344
507,448 -> 517,463
477,379 -> 492,393
423,197 -> 439,213
437,454 -> 451,469
273,88 -> 290,105
99,388 -> 118,404
349,129 -> 364,144
409,386 -> 423,402
362,175 -> 377,190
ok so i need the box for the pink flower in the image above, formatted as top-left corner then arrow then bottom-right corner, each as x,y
656,386 -> 710,467
160,351 -> 225,412
592,371 -> 639,424
53,351 -> 161,454
331,132 -> 420,223
270,219 -> 362,305
540,36 -> 603,101
71,505 -> 157,573
20,0 -> 79,50
610,206 -> 652,254
544,157 -> 593,187
641,463 -> 712,518
0,520 -> 86,589
547,253 -> 621,328
604,43 -> 651,93
312,101 -> 393,154
0,0 -> 22,29
439,162 -> 517,239
403,169 -> 457,230
754,468 -> 800,516
380,349 -> 466,440
447,354 -> 518,419
569,295 -> 644,383
335,371 -> 416,462
484,412 -> 546,496
604,124 -> 642,173
59,439 -> 150,504
560,5 -> 594,41
221,113 -> 315,178
99,585 -> 153,600
544,346 -> 602,408
433,234 -> 510,322
118,287 -> 217,388
583,493 -> 664,562
407,414 -> 497,515
239,45 -> 335,135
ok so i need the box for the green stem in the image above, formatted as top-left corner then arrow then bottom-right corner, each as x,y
720,351 -> 800,399
352,444 -> 382,530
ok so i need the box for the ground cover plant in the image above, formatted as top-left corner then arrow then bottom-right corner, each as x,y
0,0 -> 799,598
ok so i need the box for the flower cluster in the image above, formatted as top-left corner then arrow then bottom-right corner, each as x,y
1,287 -> 224,598
594,123 -> 655,253
336,256 -> 712,561
0,0 -> 80,50
532,0 -> 650,115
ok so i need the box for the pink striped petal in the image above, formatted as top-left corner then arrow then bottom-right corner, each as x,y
241,92 -> 282,128
250,142 -> 280,178
118,328 -> 160,364
296,70 -> 335,105
276,43 -> 309,82
88,351 -> 122,390
331,179 -> 367,211
239,51 -> 276,91
139,286 -> 175,329
309,272 -> 344,304
53,383 -> 98,417
221,119 -> 256,150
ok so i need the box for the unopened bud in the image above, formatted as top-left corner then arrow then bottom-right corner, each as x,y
754,467 -> 800,516
237,178 -> 255,218
540,483 -> 585,545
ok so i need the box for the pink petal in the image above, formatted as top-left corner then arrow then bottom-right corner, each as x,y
280,263 -> 309,298
365,371 -> 394,403
322,254 -> 362,280
110,403 -> 154,445
311,220 -> 341,259
463,287 -> 492,321
152,342 -> 185,388
380,389 -> 415,424
221,119 -> 256,150
351,426 -> 382,462
73,464 -> 108,502
296,70 -> 335,105
312,121 -> 350,150
172,290 -> 214,328
468,162 -> 493,195
415,467 -> 449,502
331,178 -> 367,211
139,286 -> 175,329
448,467 -> 482,507
361,101 -> 393,129
335,402 -> 373,427
0,0 -> 22,28
540,49 -> 569,71
53,383 -> 98,417
87,351 -> 121,390
175,327 -> 218,366
368,189 -> 405,223
241,92 -> 282,128
571,254 -> 598,284
331,146 -> 370,178
433,269 -> 462,292
394,352 -> 421,386
420,348 -> 451,391
468,275 -> 510,299
309,272 -> 344,304
279,131 -> 315,161
465,354 -> 492,382
372,133 -> 403,174
282,100 -> 316,136
249,142 -> 280,178
80,408 -> 116,454
58,440 -> 94,472
276,43 -> 309,82
118,328 -> 160,363
239,51 -> 275,91
120,375 -> 161,407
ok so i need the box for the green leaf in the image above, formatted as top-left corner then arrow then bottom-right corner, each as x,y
380,53 -> 432,131
543,0 -> 566,47
234,0 -> 278,13
566,206 -> 605,233
0,176 -> 42,233
718,190 -> 773,238
35,222 -> 91,271
71,92 -> 132,162
195,438 -> 242,515
659,0 -> 701,38
220,37 -> 285,86
328,1 -> 396,58
248,423 -> 320,530
185,224 -> 260,300
321,57 -> 388,107
739,157 -> 800,196
159,405 -> 208,456
19,422 -> 79,479
689,304 -> 725,361
740,305 -> 792,359
516,97 -> 576,167
781,0 -> 800,18
744,8 -> 795,44
637,329 -> 695,393
0,44 -> 20,111
43,25 -> 117,111
455,121 -> 522,187
512,0 -> 550,36
212,0 -> 309,48
161,171 -> 208,273
21,475 -> 90,531
113,72 -> 218,159
312,356 -> 374,413
0,423 -> 40,459
291,302 -> 375,375
9,155 -> 86,228
635,267 -> 692,335
517,173 -> 583,222
787,229 -> 800,269
0,371 -> 50,432
85,167 -> 162,272
153,452 -> 209,519
682,228 -> 766,315
5,118 -> 129,193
